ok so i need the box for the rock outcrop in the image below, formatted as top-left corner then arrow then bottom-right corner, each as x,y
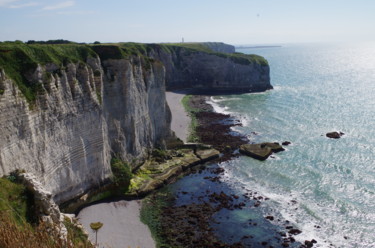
146,44 -> 272,93
326,131 -> 344,139
19,173 -> 69,243
239,142 -> 285,161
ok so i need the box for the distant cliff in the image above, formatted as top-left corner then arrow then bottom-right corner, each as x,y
0,41 -> 270,204
146,43 -> 271,92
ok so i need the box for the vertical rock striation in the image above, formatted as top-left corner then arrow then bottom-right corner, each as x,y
0,54 -> 171,204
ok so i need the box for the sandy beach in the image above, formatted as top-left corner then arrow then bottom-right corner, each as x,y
77,200 -> 155,248
165,91 -> 190,143
76,92 -> 191,248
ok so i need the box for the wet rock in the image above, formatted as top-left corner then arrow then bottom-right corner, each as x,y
304,240 -> 315,247
196,148 -> 220,162
326,131 -> 344,139
239,142 -> 285,160
212,167 -> 225,174
239,144 -> 273,160
262,142 -> 285,153
282,141 -> 291,146
266,216 -> 274,221
288,228 -> 302,235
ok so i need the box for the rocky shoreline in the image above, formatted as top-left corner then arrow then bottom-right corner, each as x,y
143,95 -> 319,248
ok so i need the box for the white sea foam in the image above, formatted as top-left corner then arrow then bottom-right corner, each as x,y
206,96 -> 230,114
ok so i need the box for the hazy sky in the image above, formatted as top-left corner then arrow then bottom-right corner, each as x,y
1,0 -> 374,44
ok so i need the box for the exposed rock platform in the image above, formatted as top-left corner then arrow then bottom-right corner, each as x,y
126,146 -> 220,197
239,142 -> 285,161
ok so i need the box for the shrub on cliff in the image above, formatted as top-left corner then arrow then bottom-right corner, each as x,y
111,158 -> 132,194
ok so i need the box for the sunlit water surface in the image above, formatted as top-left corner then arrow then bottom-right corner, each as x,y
172,43 -> 375,247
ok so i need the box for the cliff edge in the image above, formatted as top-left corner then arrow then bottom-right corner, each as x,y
0,41 -> 271,204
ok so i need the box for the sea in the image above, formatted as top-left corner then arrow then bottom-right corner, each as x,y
170,43 -> 375,247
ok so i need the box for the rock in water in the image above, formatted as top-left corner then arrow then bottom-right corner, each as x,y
326,131 -> 344,139
239,144 -> 273,160
261,142 -> 285,153
282,141 -> 291,146
239,142 -> 285,161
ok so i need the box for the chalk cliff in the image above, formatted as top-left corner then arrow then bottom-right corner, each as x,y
0,42 -> 270,204
146,43 -> 271,92
0,45 -> 170,203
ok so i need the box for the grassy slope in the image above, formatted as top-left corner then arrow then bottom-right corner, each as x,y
0,176 -> 92,248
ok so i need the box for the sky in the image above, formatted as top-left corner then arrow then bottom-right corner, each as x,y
0,0 -> 374,45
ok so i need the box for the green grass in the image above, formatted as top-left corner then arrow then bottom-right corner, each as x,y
0,42 -> 96,103
0,41 -> 268,105
0,176 -> 32,225
162,42 -> 214,53
0,174 -> 93,247
140,190 -> 174,248
181,95 -> 200,142
161,43 -> 268,66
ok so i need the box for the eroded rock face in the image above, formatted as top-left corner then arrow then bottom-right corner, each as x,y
147,46 -> 272,93
0,56 -> 171,204
19,173 -> 68,243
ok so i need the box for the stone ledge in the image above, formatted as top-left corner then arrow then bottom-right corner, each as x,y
126,147 -> 219,197
239,142 -> 285,161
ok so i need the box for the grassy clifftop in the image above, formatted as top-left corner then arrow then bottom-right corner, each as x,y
0,42 -> 96,102
158,42 -> 268,66
0,41 -> 268,103
91,42 -> 268,66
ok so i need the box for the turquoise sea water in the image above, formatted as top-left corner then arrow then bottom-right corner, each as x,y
171,43 -> 375,247
208,43 -> 375,247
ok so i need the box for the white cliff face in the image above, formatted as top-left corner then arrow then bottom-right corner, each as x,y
102,57 -> 170,162
0,56 -> 171,204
